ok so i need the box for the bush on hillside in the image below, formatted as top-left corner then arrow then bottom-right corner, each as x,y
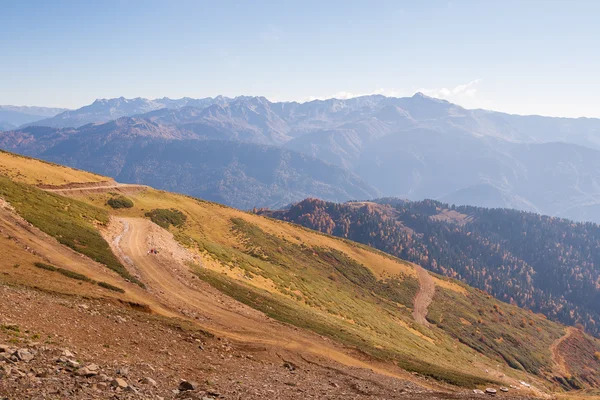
56,268 -> 92,282
145,208 -> 187,229
107,195 -> 134,209
33,261 -> 92,282
97,281 -> 126,293
33,262 -> 58,271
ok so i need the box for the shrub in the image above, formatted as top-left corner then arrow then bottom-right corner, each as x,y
145,208 -> 187,229
595,351 -> 600,361
34,262 -> 93,282
107,196 -> 134,209
97,281 -> 126,293
1,324 -> 20,333
56,268 -> 92,282
34,262 -> 58,271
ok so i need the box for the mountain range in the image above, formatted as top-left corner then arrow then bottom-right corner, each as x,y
3,94 -> 600,220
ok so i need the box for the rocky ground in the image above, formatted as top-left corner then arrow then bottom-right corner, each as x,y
0,284 -> 536,399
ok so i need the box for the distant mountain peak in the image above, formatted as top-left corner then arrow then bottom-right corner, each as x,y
412,92 -> 429,98
411,92 -> 451,104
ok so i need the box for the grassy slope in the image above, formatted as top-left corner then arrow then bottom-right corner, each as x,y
1,235 -> 86,293
73,187 -> 581,390
0,176 -> 140,285
0,149 -> 106,186
0,151 -> 594,390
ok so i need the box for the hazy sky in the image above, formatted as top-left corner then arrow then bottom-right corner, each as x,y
1,0 -> 599,117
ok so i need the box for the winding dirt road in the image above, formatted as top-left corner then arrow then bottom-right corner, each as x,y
106,217 -> 424,384
33,180 -> 436,382
412,265 -> 435,326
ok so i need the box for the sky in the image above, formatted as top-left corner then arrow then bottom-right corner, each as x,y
1,0 -> 599,117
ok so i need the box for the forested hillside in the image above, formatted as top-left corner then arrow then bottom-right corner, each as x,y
260,198 -> 600,336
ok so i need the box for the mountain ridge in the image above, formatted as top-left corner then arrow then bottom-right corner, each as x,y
6,93 -> 600,221
0,122 -> 379,209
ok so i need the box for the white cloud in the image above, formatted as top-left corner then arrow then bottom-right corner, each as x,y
302,79 -> 482,103
418,79 -> 482,100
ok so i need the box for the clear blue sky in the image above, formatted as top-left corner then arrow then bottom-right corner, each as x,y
1,0 -> 599,117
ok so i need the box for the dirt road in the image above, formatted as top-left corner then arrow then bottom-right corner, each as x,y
550,327 -> 576,377
0,204 -> 175,317
413,264 -> 435,326
42,182 -> 147,196
106,217 -> 429,385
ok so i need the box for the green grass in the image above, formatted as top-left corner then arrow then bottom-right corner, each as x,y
0,176 -> 141,286
107,195 -> 134,209
427,285 -> 562,375
33,262 -> 58,271
145,208 -> 187,228
193,266 -> 493,387
230,217 -> 419,308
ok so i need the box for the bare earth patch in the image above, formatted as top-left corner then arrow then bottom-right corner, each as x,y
412,265 -> 435,326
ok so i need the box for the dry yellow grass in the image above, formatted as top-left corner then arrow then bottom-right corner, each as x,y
0,236 -> 107,298
432,276 -> 467,295
0,151 -> 106,186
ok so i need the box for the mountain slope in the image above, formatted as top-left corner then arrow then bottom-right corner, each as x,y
353,128 -> 600,221
52,177 -> 594,391
260,197 -> 600,338
0,155 -> 600,398
0,120 -> 378,209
